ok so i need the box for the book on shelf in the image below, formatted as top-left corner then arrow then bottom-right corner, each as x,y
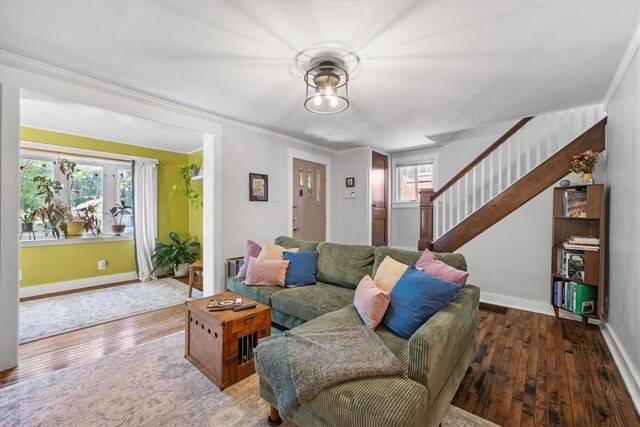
570,236 -> 599,244
557,249 -> 585,279
563,188 -> 587,218
553,281 -> 596,315
563,243 -> 599,252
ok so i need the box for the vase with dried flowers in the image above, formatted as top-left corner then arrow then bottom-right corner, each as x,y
570,150 -> 600,184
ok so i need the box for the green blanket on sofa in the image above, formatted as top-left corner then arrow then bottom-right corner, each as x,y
254,326 -> 404,418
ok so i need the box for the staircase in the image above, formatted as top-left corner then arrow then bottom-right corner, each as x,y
419,104 -> 607,252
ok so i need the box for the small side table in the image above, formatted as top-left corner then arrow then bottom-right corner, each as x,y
185,292 -> 271,390
188,260 -> 203,298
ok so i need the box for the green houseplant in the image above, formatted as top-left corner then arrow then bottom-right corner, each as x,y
152,232 -> 201,277
107,201 -> 132,235
19,210 -> 36,233
171,164 -> 202,209
73,204 -> 102,236
33,175 -> 68,238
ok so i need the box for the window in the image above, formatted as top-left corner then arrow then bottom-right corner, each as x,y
19,148 -> 134,241
394,162 -> 434,203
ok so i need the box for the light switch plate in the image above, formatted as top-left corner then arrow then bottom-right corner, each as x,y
274,192 -> 283,202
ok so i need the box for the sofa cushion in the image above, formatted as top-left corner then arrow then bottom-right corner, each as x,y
383,264 -> 461,339
316,242 -> 375,289
354,275 -> 390,329
236,239 -> 261,279
373,256 -> 408,292
270,282 -> 355,322
283,251 -> 318,287
372,247 -> 467,277
226,277 -> 284,305
245,257 -> 289,286
416,249 -> 469,286
257,243 -> 298,260
275,235 -> 320,252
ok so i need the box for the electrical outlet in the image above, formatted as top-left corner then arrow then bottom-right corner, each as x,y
98,260 -> 107,270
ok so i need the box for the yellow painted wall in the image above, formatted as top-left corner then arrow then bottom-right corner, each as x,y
19,128 -> 191,287
188,150 -> 204,246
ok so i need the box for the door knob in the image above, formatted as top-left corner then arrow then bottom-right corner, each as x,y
293,226 -> 301,232
372,204 -> 377,208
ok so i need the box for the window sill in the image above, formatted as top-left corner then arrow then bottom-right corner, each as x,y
392,202 -> 420,209
20,234 -> 133,248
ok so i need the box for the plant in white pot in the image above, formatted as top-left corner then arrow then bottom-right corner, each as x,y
107,201 -> 132,235
152,232 -> 201,277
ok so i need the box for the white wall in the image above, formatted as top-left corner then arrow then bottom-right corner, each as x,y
603,45 -> 640,408
218,122 -> 334,291
390,119 -> 606,313
331,147 -> 372,245
390,121 -> 517,250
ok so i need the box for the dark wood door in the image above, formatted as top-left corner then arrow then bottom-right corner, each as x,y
371,151 -> 388,246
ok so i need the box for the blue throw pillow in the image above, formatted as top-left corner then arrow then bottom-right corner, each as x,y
382,264 -> 461,339
283,251 -> 318,287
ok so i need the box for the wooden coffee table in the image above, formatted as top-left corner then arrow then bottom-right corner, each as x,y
185,292 -> 271,390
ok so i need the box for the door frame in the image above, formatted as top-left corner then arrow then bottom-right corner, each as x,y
286,149 -> 331,242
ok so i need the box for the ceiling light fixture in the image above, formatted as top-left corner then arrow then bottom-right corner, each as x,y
304,56 -> 349,114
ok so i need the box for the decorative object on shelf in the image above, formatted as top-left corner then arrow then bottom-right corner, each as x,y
346,177 -> 355,187
304,55 -> 349,114
152,231 -> 201,277
172,164 -> 203,209
559,179 -> 571,187
249,173 -> 268,202
108,200 -> 132,235
570,150 -> 600,184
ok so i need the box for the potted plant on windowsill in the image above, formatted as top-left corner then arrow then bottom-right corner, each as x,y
19,210 -> 36,233
107,201 -> 132,235
152,232 -> 200,277
73,204 -> 102,236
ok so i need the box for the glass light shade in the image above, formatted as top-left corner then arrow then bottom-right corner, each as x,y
304,60 -> 349,114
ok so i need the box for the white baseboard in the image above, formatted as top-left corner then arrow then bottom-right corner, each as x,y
479,291 -> 590,323
20,272 -> 138,298
600,322 -> 640,412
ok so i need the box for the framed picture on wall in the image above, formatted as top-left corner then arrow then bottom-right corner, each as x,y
249,173 -> 268,201
346,177 -> 355,187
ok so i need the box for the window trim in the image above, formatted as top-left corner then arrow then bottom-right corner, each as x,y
391,153 -> 439,208
18,141 -> 156,246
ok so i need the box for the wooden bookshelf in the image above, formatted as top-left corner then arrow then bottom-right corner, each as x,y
551,184 -> 605,325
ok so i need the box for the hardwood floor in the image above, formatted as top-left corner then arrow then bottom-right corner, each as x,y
452,306 -> 640,427
2,302 -> 638,426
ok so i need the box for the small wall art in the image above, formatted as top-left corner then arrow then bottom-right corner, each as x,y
249,173 -> 268,201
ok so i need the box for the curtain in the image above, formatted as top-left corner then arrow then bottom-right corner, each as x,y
132,160 -> 158,281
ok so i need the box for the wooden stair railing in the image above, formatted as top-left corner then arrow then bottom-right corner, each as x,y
419,108 -> 606,252
417,117 -> 532,251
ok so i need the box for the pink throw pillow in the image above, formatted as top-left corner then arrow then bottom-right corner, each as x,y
416,250 -> 469,286
236,240 -> 261,279
244,257 -> 290,286
354,275 -> 390,329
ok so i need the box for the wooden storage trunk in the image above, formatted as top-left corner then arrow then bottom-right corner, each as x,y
185,292 -> 271,390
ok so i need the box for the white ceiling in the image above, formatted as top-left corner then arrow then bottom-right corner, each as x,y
1,1 -> 638,152
20,91 -> 205,153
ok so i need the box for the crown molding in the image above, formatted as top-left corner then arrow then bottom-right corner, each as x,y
0,50 -> 339,155
604,21 -> 640,109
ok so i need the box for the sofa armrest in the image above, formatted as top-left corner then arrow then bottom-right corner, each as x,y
407,285 -> 480,396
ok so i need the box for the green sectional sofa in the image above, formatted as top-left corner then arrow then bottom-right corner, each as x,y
226,236 -> 480,427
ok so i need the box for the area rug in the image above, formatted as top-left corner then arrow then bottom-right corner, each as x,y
0,332 -> 497,426
19,278 -> 202,343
